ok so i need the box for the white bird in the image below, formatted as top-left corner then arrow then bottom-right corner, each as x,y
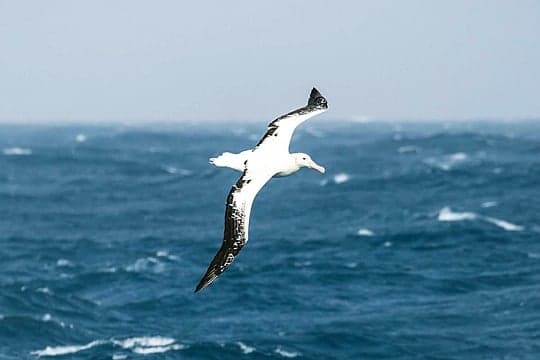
195,88 -> 328,292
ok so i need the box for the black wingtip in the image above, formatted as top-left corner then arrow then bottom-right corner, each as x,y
308,87 -> 328,108
194,271 -> 217,293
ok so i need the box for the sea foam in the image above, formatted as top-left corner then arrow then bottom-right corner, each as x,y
31,340 -> 104,357
2,147 -> 32,156
438,207 -> 523,232
237,341 -> 255,354
438,207 -> 476,222
357,228 -> 375,237
32,336 -> 184,357
483,217 -> 524,232
425,152 -> 468,171
275,347 -> 300,358
333,173 -> 350,184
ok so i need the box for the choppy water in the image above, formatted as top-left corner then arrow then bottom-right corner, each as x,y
1,121 -> 539,359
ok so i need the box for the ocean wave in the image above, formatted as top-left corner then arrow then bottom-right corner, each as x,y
275,347 -> 300,358
32,336 -> 184,357
236,341 -> 255,354
438,207 -> 523,232
31,340 -> 105,357
357,228 -> 375,237
2,147 -> 32,156
125,257 -> 165,273
36,287 -> 53,295
438,207 -> 477,222
333,173 -> 350,184
481,201 -> 497,208
319,172 -> 352,186
56,259 -> 74,267
483,217 -> 524,232
156,250 -> 179,261
161,166 -> 193,176
113,336 -> 175,349
424,152 -> 468,171
397,145 -> 420,154
75,134 -> 87,143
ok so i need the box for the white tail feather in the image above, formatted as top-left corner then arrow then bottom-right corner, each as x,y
209,151 -> 250,172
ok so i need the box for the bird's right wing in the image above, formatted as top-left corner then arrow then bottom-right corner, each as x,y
195,162 -> 273,292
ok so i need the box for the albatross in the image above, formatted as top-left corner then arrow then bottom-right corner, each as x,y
195,87 -> 328,292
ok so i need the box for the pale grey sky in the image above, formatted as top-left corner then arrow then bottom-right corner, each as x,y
1,1 -> 539,123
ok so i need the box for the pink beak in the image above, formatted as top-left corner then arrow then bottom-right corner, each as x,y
309,160 -> 326,174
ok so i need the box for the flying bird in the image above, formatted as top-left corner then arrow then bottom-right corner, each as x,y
195,88 -> 328,292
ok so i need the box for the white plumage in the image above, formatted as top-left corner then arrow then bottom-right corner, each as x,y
195,87 -> 328,292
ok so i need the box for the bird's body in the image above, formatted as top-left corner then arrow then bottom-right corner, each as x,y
195,88 -> 328,292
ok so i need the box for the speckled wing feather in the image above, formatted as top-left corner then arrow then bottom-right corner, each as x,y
195,163 -> 273,292
255,87 -> 328,153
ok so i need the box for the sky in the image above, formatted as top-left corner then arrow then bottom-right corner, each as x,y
0,1 -> 539,123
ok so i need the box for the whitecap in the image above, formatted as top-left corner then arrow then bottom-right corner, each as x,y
383,241 -> 392,247
481,201 -> 497,208
483,217 -> 524,232
132,344 -> 185,354
114,336 -> 175,349
36,287 -> 53,295
156,250 -> 169,257
75,134 -> 87,143
56,259 -> 74,267
356,228 -> 374,237
162,166 -> 193,176
177,168 -> 193,176
397,145 -> 419,154
3,147 -> 32,156
438,207 -> 477,222
114,336 -> 185,355
275,347 -> 300,358
163,166 -> 178,174
424,152 -> 468,171
449,152 -> 467,161
42,313 -> 52,322
33,336 -> 184,357
31,340 -> 104,357
112,354 -> 127,360
236,342 -> 255,354
125,257 -> 165,273
333,173 -> 350,184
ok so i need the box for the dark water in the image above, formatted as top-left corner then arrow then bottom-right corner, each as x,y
1,122 -> 539,359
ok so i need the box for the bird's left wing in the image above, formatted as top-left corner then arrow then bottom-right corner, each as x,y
255,87 -> 328,153
195,162 -> 274,292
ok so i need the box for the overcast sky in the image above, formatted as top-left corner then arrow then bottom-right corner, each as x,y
1,1 -> 539,123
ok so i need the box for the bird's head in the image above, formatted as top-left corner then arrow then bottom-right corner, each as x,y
293,153 -> 326,174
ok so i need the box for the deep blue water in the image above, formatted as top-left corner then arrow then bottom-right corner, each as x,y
1,122 -> 540,359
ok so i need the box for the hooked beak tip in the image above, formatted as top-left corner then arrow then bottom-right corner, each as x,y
310,163 -> 326,174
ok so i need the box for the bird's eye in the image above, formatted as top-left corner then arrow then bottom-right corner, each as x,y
302,157 -> 306,160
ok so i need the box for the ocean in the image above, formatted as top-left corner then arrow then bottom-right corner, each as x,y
1,121 -> 539,359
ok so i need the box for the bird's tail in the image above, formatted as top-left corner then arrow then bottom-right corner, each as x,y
209,152 -> 233,167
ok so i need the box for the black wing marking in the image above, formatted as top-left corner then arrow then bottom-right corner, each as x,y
255,87 -> 328,150
195,166 -> 271,292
